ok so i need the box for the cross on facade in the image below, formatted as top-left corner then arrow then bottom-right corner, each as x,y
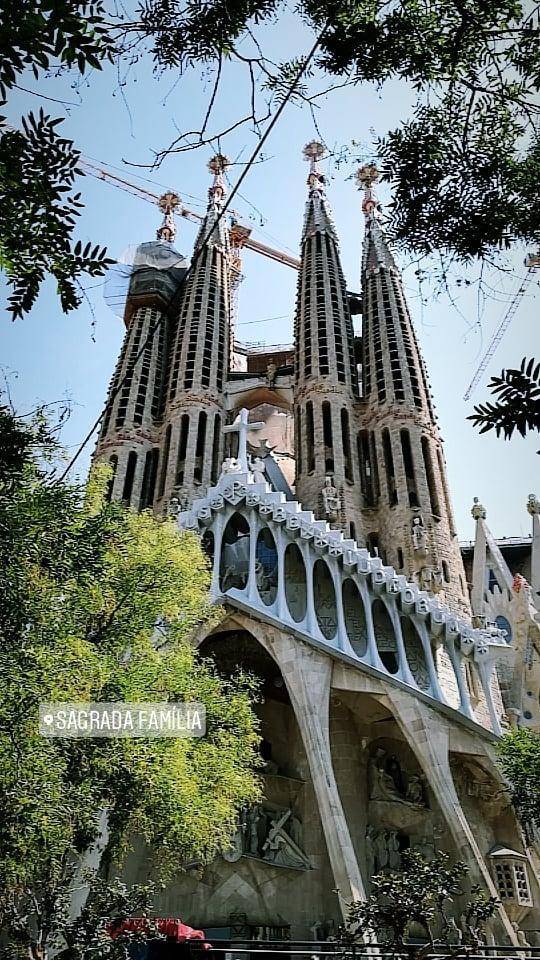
223,408 -> 265,471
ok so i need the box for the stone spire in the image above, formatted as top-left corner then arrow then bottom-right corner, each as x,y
294,142 -> 363,539
356,165 -> 470,615
158,155 -> 232,508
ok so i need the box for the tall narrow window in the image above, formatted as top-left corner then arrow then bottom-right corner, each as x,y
295,408 -> 303,476
176,414 -> 190,485
357,430 -> 378,507
158,424 -> 172,499
194,411 -> 207,484
382,429 -> 397,506
306,401 -> 315,474
106,455 -> 118,502
322,401 -> 334,473
341,408 -> 353,482
421,436 -> 441,518
211,413 -> 221,483
140,448 -> 159,509
122,451 -> 137,505
400,429 -> 419,507
437,447 -> 456,535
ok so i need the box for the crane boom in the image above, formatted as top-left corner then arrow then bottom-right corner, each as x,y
79,157 -> 300,269
463,268 -> 536,401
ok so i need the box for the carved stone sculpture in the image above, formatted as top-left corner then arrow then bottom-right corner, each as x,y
322,476 -> 341,517
223,456 -> 242,474
250,456 -> 266,485
265,361 -> 278,388
412,515 -> 427,553
471,496 -> 486,520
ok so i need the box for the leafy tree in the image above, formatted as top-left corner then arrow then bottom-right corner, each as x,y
496,727 -> 540,833
0,406 -> 261,960
468,356 -> 540,450
343,850 -> 498,957
0,0 -> 115,318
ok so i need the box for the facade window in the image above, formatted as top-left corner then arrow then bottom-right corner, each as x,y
306,401 -> 315,473
122,451 -> 137,505
211,413 -> 221,483
158,424 -> 172,499
341,408 -> 353,482
140,448 -> 159,509
194,411 -> 207,484
176,414 -> 190,485
421,435 -> 441,518
106,455 -> 118,502
295,408 -> 303,476
397,547 -> 404,569
442,560 -> 450,583
382,429 -> 397,506
492,853 -> 532,907
322,401 -> 334,474
400,429 -> 419,507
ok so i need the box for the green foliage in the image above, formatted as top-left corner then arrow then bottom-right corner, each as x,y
0,111 -> 113,318
343,850 -> 498,955
496,727 -> 540,830
0,406 -> 261,958
468,356 -> 540,449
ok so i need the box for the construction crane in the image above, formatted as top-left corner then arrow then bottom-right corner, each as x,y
463,253 -> 540,401
79,157 -> 301,270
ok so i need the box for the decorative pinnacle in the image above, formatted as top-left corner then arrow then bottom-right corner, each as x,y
471,496 -> 487,521
303,141 -> 326,191
527,492 -> 540,516
356,163 -> 379,217
208,154 -> 230,203
156,191 -> 180,243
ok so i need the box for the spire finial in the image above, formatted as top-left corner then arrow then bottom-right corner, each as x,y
156,191 -> 180,243
303,141 -> 326,192
356,163 -> 379,217
208,154 -> 230,204
471,496 -> 487,521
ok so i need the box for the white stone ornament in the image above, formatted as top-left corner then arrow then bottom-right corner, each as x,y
322,476 -> 341,517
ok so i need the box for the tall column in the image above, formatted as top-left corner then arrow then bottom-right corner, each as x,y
158,156 -> 231,512
293,142 -> 364,541
356,165 -> 469,616
93,195 -> 185,510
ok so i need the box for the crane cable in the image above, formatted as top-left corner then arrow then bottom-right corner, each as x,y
56,21 -> 330,483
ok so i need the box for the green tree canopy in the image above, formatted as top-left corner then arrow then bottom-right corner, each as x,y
0,406 -> 261,958
496,727 -> 540,832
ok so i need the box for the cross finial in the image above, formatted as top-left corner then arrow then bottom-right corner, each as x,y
222,408 -> 265,472
156,191 -> 180,243
208,154 -> 230,204
356,163 -> 379,217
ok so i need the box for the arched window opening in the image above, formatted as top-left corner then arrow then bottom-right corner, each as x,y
421,436 -> 441,518
372,599 -> 399,674
211,413 -> 221,483
342,579 -> 368,658
350,521 -> 356,540
194,411 -> 207,484
322,402 -> 334,474
122,451 -> 137,505
219,513 -> 250,592
401,616 -> 430,690
140,448 -> 159,509
400,429 -> 419,507
158,424 -> 172,499
367,532 -> 380,557
306,401 -> 315,474
382,429 -> 397,506
106,455 -> 118,502
357,430 -> 378,507
313,559 -> 337,641
442,560 -> 450,583
397,547 -> 404,569
176,414 -> 190,485
256,527 -> 278,606
284,543 -> 307,622
295,408 -> 303,476
341,408 -> 353,482
436,446 -> 456,535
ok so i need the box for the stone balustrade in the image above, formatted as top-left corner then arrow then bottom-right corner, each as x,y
177,469 -> 511,734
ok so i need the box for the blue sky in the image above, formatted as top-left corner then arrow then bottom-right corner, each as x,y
2,10 -> 538,542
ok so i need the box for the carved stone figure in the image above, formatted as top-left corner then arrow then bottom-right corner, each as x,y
262,808 -> 311,869
471,496 -> 486,520
387,830 -> 402,870
251,456 -> 266,485
374,829 -> 389,872
322,476 -> 341,517
412,515 -> 427,552
167,497 -> 180,517
405,774 -> 424,806
222,456 -> 242,474
445,917 -> 463,946
365,825 -> 377,877
527,492 -> 540,515
265,361 -> 278,388
369,748 -> 403,802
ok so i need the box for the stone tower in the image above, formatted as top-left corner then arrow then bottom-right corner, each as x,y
94,192 -> 185,509
293,142 -> 363,539
356,165 -> 469,614
157,155 -> 232,511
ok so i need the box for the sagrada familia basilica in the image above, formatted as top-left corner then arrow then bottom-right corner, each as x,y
94,143 -> 540,946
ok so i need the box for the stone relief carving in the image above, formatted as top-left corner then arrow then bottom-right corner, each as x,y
365,826 -> 409,875
369,748 -> 428,807
250,456 -> 267,485
222,456 -> 243,474
223,805 -> 310,870
412,514 -> 428,553
322,476 -> 341,518
265,361 -> 278,388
